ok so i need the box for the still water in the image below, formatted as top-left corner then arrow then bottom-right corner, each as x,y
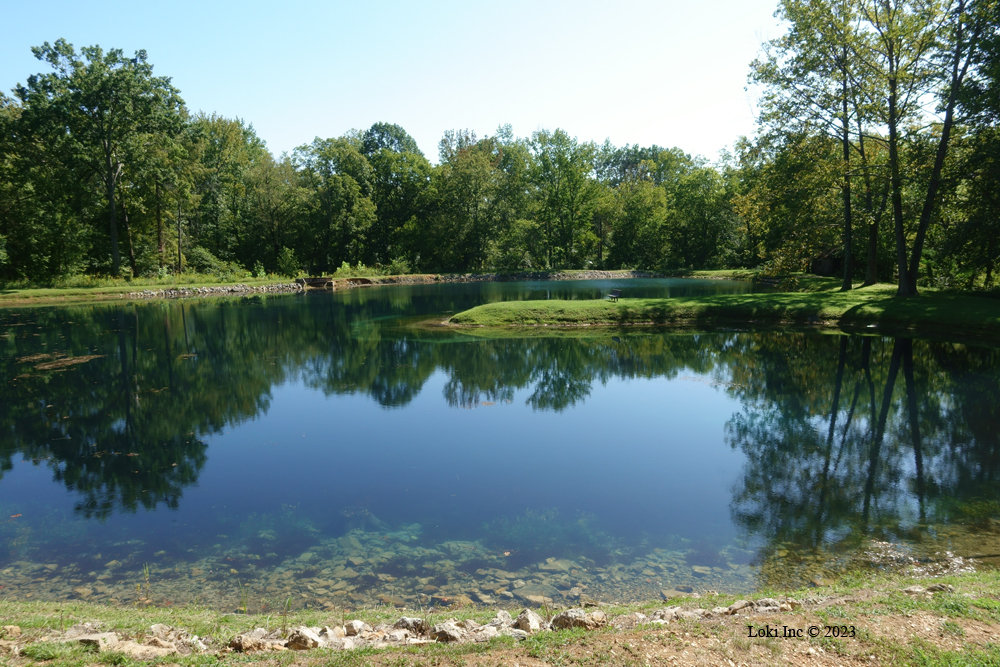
1,279 -> 997,611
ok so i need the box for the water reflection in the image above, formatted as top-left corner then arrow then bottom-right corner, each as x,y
0,283 -> 998,608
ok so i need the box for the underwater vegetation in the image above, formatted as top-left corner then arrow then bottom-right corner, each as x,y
340,506 -> 391,532
482,508 -> 622,568
232,505 -> 322,559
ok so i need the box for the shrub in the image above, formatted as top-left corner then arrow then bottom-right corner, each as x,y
276,247 -> 300,278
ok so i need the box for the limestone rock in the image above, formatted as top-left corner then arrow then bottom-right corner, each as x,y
229,633 -> 272,652
344,620 -> 370,636
726,600 -> 753,615
0,627 -> 20,639
384,629 -> 409,643
115,640 -> 178,659
392,617 -> 427,634
319,626 -> 346,642
513,608 -> 548,634
651,606 -> 680,622
470,625 -> 501,642
71,633 -> 119,651
287,627 -> 322,650
146,637 -> 175,650
430,620 -> 466,643
498,627 -> 530,641
754,597 -> 781,612
612,612 -> 648,630
488,610 -> 513,627
926,583 -> 955,594
903,585 -> 927,596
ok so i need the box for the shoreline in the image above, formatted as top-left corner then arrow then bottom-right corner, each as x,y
0,270 -> 731,307
1,566 -> 998,666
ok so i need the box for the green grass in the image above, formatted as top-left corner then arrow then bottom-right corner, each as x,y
7,568 -> 1000,666
448,282 -> 1000,341
0,274 -> 301,306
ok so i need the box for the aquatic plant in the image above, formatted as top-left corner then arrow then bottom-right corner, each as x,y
237,579 -> 250,614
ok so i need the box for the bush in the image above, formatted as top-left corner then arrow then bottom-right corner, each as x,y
333,261 -> 380,278
387,256 -> 411,275
184,246 -> 224,274
181,246 -> 250,282
276,247 -> 300,278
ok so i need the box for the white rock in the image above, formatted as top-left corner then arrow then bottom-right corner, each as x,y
513,608 -> 547,634
344,620 -> 370,636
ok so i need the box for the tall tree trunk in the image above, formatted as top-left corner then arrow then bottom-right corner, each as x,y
855,127 -> 883,286
156,181 -> 164,268
122,203 -> 138,278
906,0 -> 979,295
887,69 -> 912,296
107,154 -> 121,277
840,58 -> 854,292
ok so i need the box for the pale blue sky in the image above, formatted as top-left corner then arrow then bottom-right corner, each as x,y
1,0 -> 783,162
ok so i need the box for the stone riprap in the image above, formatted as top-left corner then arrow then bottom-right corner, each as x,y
126,283 -> 304,299
3,597 -> 814,659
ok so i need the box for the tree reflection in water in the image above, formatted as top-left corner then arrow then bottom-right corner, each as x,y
1,291 -> 998,586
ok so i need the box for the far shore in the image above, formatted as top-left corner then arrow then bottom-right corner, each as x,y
0,270 -> 742,307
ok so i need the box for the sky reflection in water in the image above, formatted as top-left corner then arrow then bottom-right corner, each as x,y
0,279 -> 997,609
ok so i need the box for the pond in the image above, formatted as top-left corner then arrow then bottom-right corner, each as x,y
0,278 -> 997,612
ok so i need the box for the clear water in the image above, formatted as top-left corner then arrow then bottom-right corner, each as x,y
1,278 -> 998,611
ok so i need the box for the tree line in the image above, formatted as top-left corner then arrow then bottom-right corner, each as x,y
1,0 -> 998,293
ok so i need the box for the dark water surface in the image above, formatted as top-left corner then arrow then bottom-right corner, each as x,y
1,279 -> 998,611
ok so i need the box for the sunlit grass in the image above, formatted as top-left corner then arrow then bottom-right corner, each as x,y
449,282 -> 1000,341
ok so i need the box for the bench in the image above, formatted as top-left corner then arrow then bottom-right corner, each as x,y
606,289 -> 622,302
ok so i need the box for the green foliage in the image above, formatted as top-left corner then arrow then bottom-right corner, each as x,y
3,26 -> 1000,288
275,246 -> 299,277
387,256 -> 411,275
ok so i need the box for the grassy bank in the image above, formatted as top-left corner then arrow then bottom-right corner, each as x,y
0,276 -> 299,306
448,283 -> 1000,341
3,568 -> 1000,666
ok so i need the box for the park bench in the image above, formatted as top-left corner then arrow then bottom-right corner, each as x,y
606,289 -> 622,302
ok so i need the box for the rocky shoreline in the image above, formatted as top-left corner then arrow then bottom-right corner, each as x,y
120,271 -> 667,301
125,282 -> 305,299
0,594 -> 815,658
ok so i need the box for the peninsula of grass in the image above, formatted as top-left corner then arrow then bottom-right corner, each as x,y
448,283 -> 1000,341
